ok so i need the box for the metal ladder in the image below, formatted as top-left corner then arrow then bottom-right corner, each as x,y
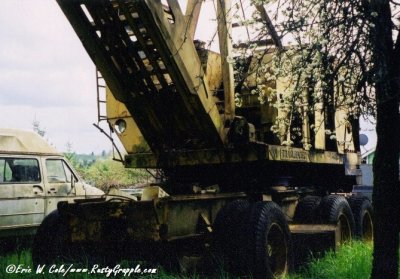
96,69 -> 107,123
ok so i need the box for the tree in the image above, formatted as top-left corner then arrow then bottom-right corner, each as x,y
234,0 -> 399,277
64,141 -> 77,164
368,2 -> 400,278
32,118 -> 46,138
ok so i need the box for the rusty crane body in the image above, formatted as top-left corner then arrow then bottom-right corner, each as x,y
32,1 -> 372,277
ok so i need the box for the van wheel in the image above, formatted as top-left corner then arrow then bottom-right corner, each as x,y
32,210 -> 72,266
246,201 -> 293,279
293,195 -> 321,223
213,199 -> 250,273
318,195 -> 355,243
348,196 -> 373,241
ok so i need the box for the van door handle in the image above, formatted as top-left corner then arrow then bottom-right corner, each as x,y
33,185 -> 44,195
48,188 -> 57,194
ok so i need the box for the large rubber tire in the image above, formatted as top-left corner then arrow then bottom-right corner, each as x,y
348,196 -> 373,241
246,201 -> 294,279
32,210 -> 72,266
318,195 -> 355,243
213,199 -> 250,273
293,195 -> 321,223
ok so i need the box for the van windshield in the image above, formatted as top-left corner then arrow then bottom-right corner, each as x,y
0,158 -> 41,183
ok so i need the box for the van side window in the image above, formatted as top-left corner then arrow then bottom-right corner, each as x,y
0,158 -> 41,183
46,159 -> 74,183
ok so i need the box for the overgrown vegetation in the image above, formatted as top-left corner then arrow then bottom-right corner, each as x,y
287,241 -> 375,279
31,119 -> 152,192
65,152 -> 152,192
0,242 -> 388,278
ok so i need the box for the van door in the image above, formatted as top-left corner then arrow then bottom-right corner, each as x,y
0,157 -> 45,237
44,158 -> 77,214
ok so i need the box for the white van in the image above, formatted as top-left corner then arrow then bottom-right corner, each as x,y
0,129 -> 104,239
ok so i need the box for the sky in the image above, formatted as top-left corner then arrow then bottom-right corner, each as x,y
0,0 -> 219,154
0,0 -> 376,154
0,0 -> 105,154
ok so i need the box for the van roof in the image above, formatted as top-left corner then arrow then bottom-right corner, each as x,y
0,129 -> 61,155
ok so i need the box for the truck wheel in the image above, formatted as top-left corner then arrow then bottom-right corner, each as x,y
32,210 -> 71,266
348,196 -> 373,241
318,195 -> 355,243
246,201 -> 293,279
293,195 -> 321,223
213,199 -> 250,273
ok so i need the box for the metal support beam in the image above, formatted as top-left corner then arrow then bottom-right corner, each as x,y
255,4 -> 283,51
217,0 -> 236,123
185,0 -> 203,41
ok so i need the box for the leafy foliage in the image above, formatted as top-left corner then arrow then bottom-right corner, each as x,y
230,0 -> 381,145
64,151 -> 152,192
76,157 -> 152,192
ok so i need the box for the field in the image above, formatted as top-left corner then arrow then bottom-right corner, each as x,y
0,241 -> 378,278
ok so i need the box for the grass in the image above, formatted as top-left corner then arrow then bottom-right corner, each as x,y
285,241 -> 374,279
0,241 -> 376,278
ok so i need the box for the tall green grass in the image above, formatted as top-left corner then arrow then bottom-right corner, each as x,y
286,241 -> 373,279
0,242 -> 377,278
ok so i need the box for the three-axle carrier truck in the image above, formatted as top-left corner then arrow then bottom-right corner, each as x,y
33,1 -> 374,278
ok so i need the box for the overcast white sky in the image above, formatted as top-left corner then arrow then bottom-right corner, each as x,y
0,0 -> 106,153
0,0 -> 376,154
0,0 -> 221,154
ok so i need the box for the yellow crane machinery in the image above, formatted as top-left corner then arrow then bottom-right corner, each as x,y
32,1 -> 373,277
